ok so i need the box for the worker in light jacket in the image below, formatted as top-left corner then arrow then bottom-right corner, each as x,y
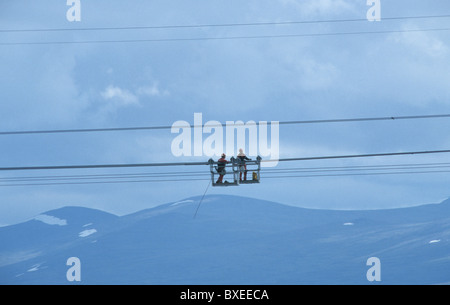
237,148 -> 251,181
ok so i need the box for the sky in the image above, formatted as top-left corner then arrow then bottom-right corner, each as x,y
1,0 -> 450,225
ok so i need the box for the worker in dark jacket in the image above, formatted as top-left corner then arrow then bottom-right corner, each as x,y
216,153 -> 229,183
237,148 -> 251,181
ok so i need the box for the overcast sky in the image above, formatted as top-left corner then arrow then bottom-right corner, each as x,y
1,0 -> 450,225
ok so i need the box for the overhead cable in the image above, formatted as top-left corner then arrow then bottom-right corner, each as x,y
1,149 -> 450,172
1,114 -> 450,136
1,14 -> 449,33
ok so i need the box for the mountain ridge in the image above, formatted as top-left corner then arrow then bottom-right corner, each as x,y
1,195 -> 450,284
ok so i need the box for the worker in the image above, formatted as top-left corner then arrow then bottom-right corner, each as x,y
237,148 -> 251,181
216,153 -> 229,183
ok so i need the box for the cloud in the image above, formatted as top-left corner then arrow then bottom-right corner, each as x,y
389,26 -> 449,57
95,85 -> 141,120
0,47 -> 89,129
101,85 -> 139,106
100,83 -> 169,107
297,59 -> 339,91
95,82 -> 170,120
279,0 -> 357,17
137,83 -> 170,97
264,40 -> 340,93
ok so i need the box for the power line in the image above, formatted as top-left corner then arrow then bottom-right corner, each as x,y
0,161 -> 448,182
1,168 -> 450,187
264,164 -> 450,175
1,160 -> 450,187
0,172 -> 208,183
2,14 -> 450,33
265,149 -> 450,164
0,170 -> 207,181
279,114 -> 450,125
0,161 -> 208,171
1,162 -> 450,184
261,162 -> 450,172
265,169 -> 450,180
1,27 -> 450,46
1,149 -> 450,172
0,177 -> 209,187
1,113 -> 450,136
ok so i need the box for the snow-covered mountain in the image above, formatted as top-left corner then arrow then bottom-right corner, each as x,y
1,195 -> 450,285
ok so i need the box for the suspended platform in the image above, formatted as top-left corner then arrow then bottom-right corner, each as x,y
208,156 -> 261,187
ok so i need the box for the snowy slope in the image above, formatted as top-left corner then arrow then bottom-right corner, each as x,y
1,195 -> 450,284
